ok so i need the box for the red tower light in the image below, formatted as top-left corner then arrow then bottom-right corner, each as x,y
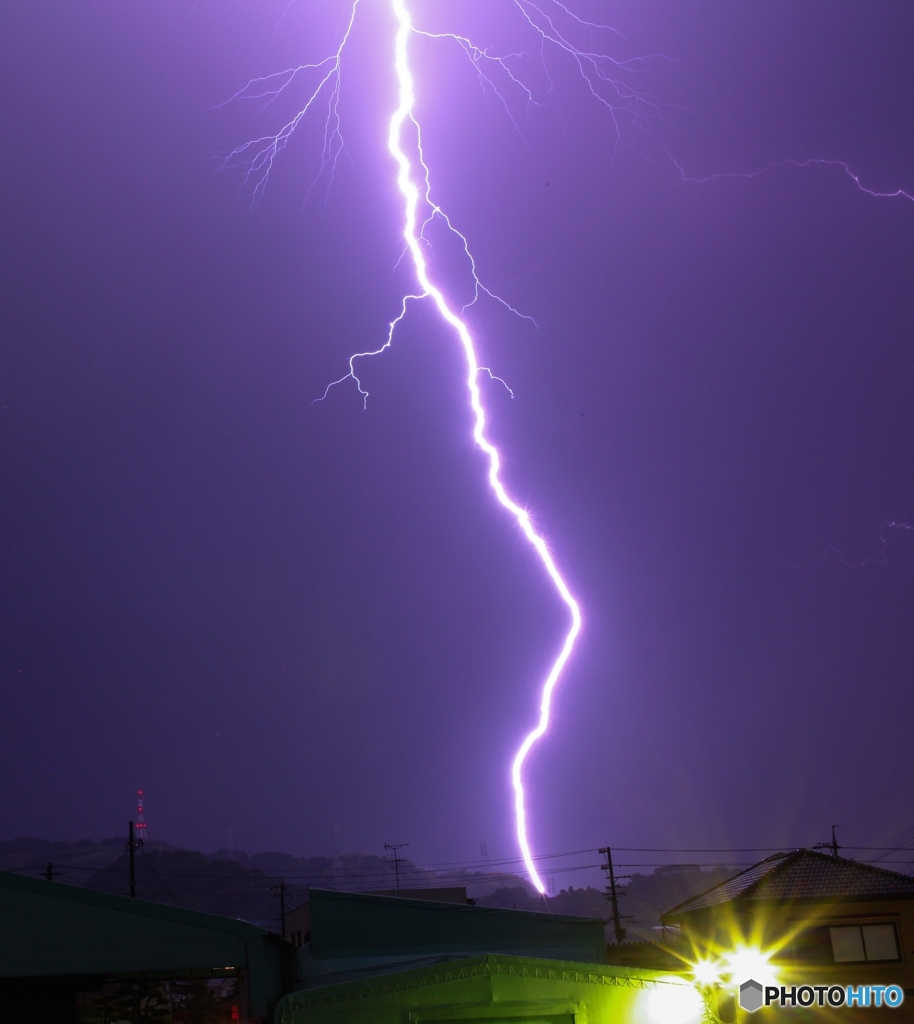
135,790 -> 147,841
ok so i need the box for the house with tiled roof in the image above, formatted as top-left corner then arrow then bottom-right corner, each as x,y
662,849 -> 914,1016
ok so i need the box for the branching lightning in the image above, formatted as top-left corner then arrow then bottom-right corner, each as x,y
222,0 -> 654,893
674,157 -> 914,203
386,0 -> 581,893
795,521 -> 914,570
221,0 -> 914,893
217,1 -> 361,205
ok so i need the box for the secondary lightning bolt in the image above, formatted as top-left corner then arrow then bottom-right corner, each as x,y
791,521 -> 914,570
672,156 -> 914,203
216,1 -> 360,206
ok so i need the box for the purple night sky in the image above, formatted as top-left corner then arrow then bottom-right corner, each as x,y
1,1 -> 912,878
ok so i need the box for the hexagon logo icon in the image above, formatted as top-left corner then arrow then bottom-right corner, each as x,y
739,979 -> 764,1013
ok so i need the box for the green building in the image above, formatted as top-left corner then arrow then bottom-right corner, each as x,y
0,871 -> 707,1024
291,889 -> 610,984
0,869 -> 289,1022
276,953 -> 706,1024
280,892 -> 706,1024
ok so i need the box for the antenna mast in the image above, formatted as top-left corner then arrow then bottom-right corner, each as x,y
135,790 -> 147,843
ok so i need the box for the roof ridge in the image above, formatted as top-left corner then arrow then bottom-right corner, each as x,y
662,849 -> 914,920
661,851 -> 794,919
794,848 -> 914,884
0,868 -> 270,936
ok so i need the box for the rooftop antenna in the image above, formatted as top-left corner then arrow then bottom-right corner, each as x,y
384,842 -> 409,890
814,825 -> 840,858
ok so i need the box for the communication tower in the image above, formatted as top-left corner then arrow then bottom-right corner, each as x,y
135,790 -> 147,842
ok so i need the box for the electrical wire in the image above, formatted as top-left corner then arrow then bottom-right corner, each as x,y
7,836 -> 914,892
139,845 -> 184,908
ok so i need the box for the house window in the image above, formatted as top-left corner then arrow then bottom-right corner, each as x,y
829,924 -> 900,963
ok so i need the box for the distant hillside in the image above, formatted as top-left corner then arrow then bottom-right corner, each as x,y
622,864 -> 738,941
0,837 -> 175,882
205,850 -> 533,909
207,848 -> 443,895
477,884 -> 605,917
476,864 -> 741,941
85,848 -> 290,927
0,838 -> 527,927
83,848 -> 535,927
0,837 -> 740,936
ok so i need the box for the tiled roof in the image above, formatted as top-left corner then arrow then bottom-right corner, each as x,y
663,850 -> 914,920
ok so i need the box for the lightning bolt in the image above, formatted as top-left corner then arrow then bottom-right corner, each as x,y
220,1 -> 912,894
222,0 -> 620,893
384,0 -> 582,895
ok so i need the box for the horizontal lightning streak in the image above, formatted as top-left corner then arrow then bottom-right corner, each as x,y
674,157 -> 914,203
390,0 -> 581,894
791,520 -> 914,570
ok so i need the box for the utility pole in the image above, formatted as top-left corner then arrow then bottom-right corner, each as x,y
127,820 -> 144,898
599,846 -> 631,944
331,823 -> 342,883
44,862 -> 61,882
272,881 -> 288,938
384,843 -> 409,890
814,826 -> 841,859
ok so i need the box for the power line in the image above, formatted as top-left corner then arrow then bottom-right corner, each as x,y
384,843 -> 409,891
12,853 -> 914,882
406,842 -> 914,873
139,845 -> 182,907
7,835 -> 914,892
